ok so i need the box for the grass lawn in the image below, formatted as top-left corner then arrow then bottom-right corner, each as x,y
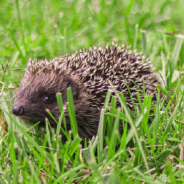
0,0 -> 184,183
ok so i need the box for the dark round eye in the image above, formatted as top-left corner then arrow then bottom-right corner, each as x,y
42,95 -> 52,103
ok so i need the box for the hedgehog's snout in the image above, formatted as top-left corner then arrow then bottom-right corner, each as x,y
12,104 -> 24,116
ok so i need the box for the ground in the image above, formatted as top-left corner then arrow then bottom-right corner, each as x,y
0,0 -> 184,183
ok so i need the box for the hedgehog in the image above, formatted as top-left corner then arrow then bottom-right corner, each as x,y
12,44 -> 164,140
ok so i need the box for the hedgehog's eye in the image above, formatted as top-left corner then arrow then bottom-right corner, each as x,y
42,95 -> 52,104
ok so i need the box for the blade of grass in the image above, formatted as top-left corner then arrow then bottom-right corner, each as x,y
7,27 -> 25,61
97,108 -> 105,162
167,35 -> 183,89
133,24 -> 139,50
107,108 -> 120,160
67,87 -> 78,137
141,30 -> 149,58
56,93 -> 67,131
103,90 -> 112,110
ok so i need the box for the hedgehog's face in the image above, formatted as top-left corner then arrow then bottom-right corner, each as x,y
12,72 -> 79,126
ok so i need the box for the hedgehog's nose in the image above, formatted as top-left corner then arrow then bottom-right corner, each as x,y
12,105 -> 24,116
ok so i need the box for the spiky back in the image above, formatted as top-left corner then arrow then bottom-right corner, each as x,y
27,44 -> 162,109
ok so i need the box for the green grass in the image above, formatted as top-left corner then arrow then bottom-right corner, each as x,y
1,0 -> 184,183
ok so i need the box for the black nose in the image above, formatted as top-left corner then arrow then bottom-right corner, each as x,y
12,105 -> 24,116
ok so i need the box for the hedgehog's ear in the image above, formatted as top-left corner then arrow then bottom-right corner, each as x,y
63,78 -> 79,99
